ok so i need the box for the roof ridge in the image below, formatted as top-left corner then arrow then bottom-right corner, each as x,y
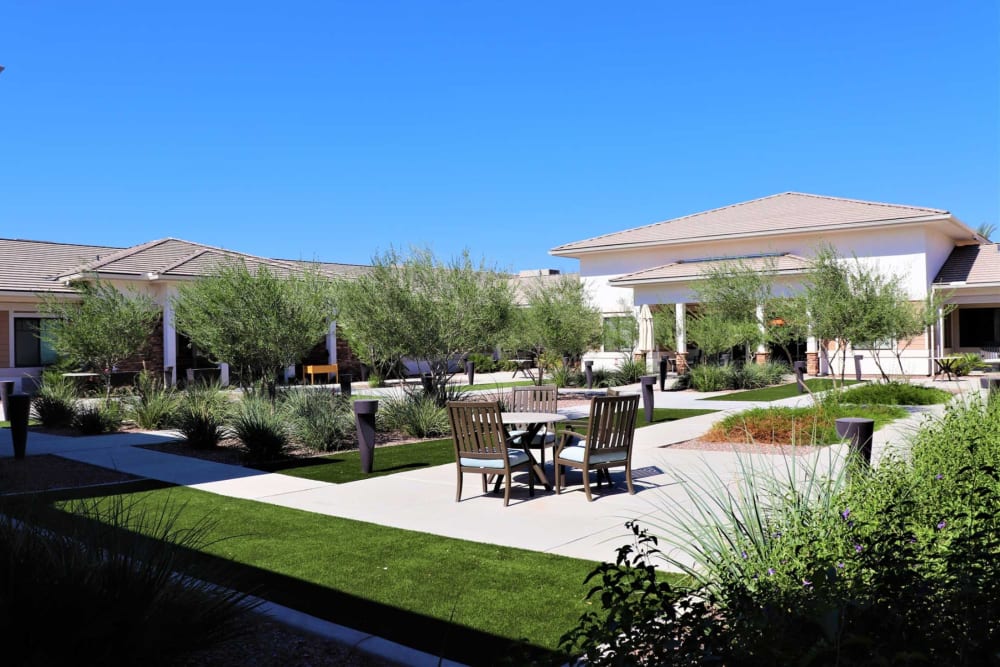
784,192 -> 948,215
0,237 -> 124,250
66,238 -> 177,275
552,192 -> 791,251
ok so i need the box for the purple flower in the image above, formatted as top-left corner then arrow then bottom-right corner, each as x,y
935,473 -> 944,480
767,568 -> 776,576
741,551 -> 748,560
802,578 -> 813,588
836,561 -> 845,569
854,544 -> 863,553
937,520 -> 947,530
841,508 -> 851,520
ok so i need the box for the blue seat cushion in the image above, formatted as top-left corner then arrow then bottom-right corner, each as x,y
509,429 -> 556,446
558,444 -> 627,465
460,448 -> 529,469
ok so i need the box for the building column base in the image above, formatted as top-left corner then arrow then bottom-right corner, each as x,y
755,352 -> 769,365
675,352 -> 688,375
806,352 -> 819,375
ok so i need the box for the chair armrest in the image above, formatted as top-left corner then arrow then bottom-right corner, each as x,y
555,429 -> 583,455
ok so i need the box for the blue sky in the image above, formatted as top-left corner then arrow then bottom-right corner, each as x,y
1,1 -> 997,272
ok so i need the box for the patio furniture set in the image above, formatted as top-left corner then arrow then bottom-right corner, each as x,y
447,385 -> 640,505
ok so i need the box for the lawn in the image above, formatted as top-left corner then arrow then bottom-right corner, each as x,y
635,407 -> 717,428
44,484 -> 665,662
454,379 -> 537,392
701,378 -> 862,402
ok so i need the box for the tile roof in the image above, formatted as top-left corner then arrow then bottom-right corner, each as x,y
508,272 -> 579,305
0,236 -> 372,294
0,238 -> 122,294
552,192 -> 952,255
934,244 -> 1000,285
610,253 -> 811,285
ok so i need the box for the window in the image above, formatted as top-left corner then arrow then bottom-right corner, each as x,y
958,308 -> 1000,348
602,316 -> 636,353
14,318 -> 57,367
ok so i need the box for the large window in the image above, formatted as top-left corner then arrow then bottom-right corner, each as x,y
958,308 -> 1000,348
14,318 -> 58,367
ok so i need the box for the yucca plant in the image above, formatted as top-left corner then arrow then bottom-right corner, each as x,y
231,394 -> 289,461
175,383 -> 230,449
125,370 -> 180,430
31,372 -> 79,428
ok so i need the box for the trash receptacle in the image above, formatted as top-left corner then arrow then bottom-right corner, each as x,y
640,376 -> 656,423
836,417 -> 874,465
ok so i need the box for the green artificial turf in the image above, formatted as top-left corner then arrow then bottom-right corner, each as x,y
266,438 -> 455,484
52,485 -> 671,660
454,379 -> 537,392
701,379 -> 862,402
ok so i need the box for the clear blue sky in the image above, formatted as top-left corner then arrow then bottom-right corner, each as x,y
1,1 -> 997,272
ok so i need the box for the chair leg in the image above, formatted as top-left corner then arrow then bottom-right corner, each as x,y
455,469 -> 463,502
528,466 -> 534,497
503,473 -> 511,506
625,460 -> 635,495
583,469 -> 594,502
555,462 -> 562,494
481,474 -> 488,493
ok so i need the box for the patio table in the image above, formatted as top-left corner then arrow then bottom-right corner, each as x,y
933,356 -> 963,380
509,359 -> 534,379
499,411 -> 567,490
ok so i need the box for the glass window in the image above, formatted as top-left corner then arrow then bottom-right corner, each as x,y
14,318 -> 57,367
958,308 -> 1000,348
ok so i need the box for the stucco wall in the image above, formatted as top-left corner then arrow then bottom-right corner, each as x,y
0,310 -> 8,370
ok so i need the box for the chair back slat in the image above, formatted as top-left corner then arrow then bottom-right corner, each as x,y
448,401 -> 508,460
511,385 -> 558,414
586,395 -> 638,457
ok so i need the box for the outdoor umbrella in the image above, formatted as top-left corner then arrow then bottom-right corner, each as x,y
637,304 -> 655,353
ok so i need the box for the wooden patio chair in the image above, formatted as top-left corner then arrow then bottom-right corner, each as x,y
447,400 -> 534,507
508,384 -> 558,466
553,394 -> 639,501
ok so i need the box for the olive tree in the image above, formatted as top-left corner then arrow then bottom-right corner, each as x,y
333,247 -> 515,402
802,246 -> 949,382
688,259 -> 774,363
507,275 -> 602,384
40,281 -> 161,399
172,261 -> 337,393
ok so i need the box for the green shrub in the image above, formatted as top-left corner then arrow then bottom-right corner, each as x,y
380,392 -> 450,438
366,369 -> 386,388
125,371 -> 179,430
0,496 -> 257,666
466,352 -> 497,374
839,381 -> 951,406
614,358 -> 647,384
175,383 -> 230,449
497,359 -> 520,372
231,394 -> 289,461
687,363 -> 732,392
282,388 -> 355,452
566,392 -> 1000,665
550,363 -> 583,388
731,360 -> 788,389
30,372 -> 79,428
73,401 -> 124,435
953,352 -> 987,376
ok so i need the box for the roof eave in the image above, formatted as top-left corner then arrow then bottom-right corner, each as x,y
611,267 -> 810,287
551,214 -> 958,257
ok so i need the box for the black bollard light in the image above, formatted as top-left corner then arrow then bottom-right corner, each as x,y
9,393 -> 31,460
421,373 -> 434,394
585,360 -> 594,389
340,373 -> 353,397
836,417 -> 874,465
466,360 -> 475,386
354,400 -> 379,473
793,361 -> 807,394
980,378 -> 1000,395
659,357 -> 668,391
640,376 -> 656,423
359,364 -> 369,382
853,355 -> 864,381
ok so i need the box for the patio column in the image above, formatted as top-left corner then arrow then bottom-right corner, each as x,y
162,294 -> 177,386
754,304 -> 768,365
806,333 -> 819,375
937,306 -> 946,358
327,321 -> 338,365
675,302 -> 688,374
